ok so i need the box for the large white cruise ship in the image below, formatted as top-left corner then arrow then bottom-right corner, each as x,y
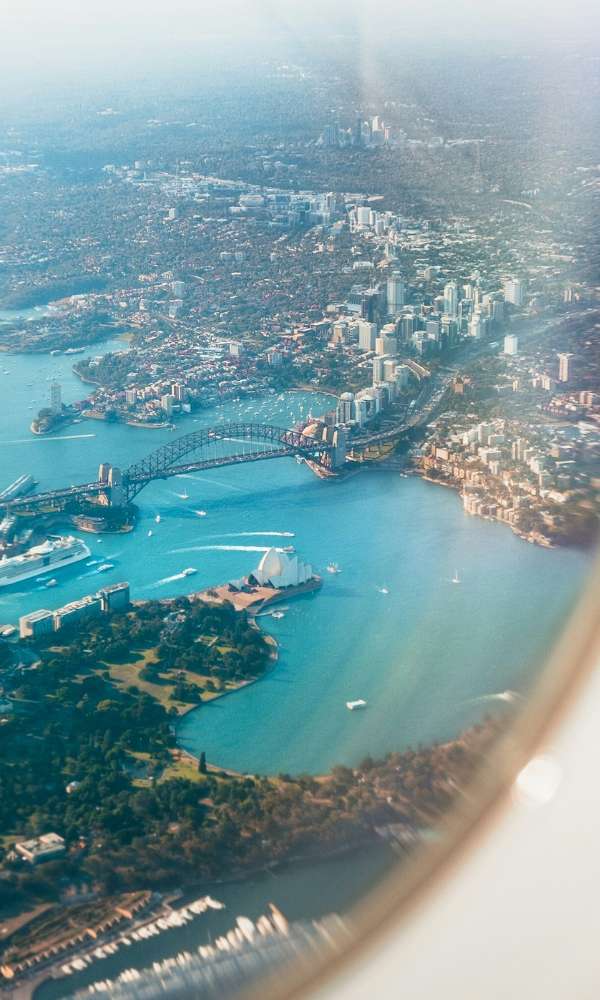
0,535 -> 91,588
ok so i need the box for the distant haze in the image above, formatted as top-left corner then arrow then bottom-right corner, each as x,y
0,0 -> 599,95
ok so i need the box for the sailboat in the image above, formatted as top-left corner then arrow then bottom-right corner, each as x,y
452,569 -> 461,584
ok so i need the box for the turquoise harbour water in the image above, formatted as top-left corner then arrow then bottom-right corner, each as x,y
0,346 -> 592,776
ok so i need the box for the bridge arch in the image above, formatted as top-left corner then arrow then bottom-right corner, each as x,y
122,422 -> 338,501
2,422 -> 345,514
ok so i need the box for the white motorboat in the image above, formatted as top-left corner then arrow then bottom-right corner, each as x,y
346,699 -> 367,711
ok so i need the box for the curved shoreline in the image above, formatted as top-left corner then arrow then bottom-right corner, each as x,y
175,605 -> 280,774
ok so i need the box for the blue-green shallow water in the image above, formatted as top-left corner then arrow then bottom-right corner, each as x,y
0,348 -> 592,775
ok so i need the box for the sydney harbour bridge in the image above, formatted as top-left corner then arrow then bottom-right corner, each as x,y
2,422 -> 348,515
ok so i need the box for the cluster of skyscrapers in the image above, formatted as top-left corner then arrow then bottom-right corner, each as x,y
332,266 -> 526,431
334,269 -> 525,361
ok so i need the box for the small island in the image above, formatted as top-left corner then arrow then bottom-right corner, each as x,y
30,406 -> 75,436
30,380 -> 76,436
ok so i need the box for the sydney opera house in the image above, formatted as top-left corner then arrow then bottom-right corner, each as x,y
250,548 -> 316,589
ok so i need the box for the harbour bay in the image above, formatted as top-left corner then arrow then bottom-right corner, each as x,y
0,347 -> 591,776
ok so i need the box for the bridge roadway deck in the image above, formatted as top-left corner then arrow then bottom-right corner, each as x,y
128,447 -> 295,485
2,447 -> 302,511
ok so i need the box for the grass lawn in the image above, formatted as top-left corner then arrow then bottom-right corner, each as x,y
158,754 -> 207,784
107,662 -> 176,707
83,637 -> 255,713
106,655 -> 221,713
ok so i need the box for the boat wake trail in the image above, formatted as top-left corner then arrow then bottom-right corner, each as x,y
1,433 -> 96,444
205,531 -> 295,539
150,571 -> 193,587
468,690 -> 522,705
169,544 -> 274,554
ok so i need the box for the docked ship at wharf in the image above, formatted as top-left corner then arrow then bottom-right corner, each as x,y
0,535 -> 90,588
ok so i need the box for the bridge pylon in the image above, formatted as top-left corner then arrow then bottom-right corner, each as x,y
98,463 -> 126,507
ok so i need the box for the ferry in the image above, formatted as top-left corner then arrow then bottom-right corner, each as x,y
346,699 -> 367,711
195,510 -> 207,517
326,562 -> 340,574
181,567 -> 197,577
46,578 -> 58,588
0,535 -> 90,588
97,562 -> 114,572
281,545 -> 295,554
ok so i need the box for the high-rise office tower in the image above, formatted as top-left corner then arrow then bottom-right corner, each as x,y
50,381 -> 62,414
357,320 -> 377,352
372,357 -> 386,385
356,207 -> 371,227
386,271 -> 406,316
383,359 -> 397,382
503,277 -> 525,307
558,353 -> 574,383
396,365 -> 410,390
468,311 -> 483,340
322,124 -> 339,147
336,392 -> 354,424
426,318 -> 440,341
504,335 -> 519,356
399,314 -> 415,342
443,281 -> 459,317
